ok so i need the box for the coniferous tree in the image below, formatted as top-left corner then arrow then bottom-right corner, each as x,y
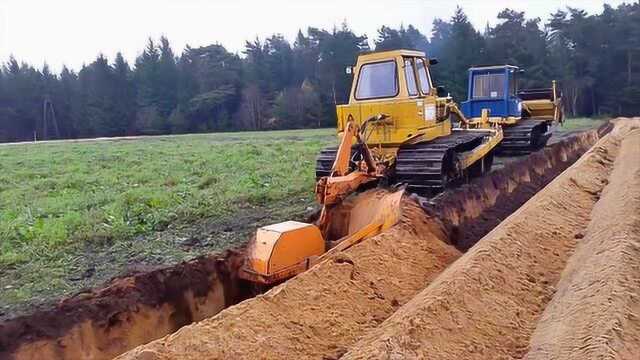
58,66 -> 80,137
374,25 -> 429,52
157,37 -> 179,120
112,53 -> 136,135
135,38 -> 163,134
1,4 -> 639,142
431,7 -> 485,101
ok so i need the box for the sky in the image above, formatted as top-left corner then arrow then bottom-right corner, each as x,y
0,0 -> 629,72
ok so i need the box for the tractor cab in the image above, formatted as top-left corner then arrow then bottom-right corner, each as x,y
336,49 -> 458,148
461,65 -> 522,125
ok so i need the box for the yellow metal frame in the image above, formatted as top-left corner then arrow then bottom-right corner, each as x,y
239,50 -> 506,285
457,128 -> 503,169
336,49 -> 451,148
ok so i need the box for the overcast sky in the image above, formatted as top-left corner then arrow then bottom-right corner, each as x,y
0,0 -> 628,72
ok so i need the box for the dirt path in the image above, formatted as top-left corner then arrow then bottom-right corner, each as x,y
341,120 -> 638,359
118,198 -> 461,360
525,125 -> 640,360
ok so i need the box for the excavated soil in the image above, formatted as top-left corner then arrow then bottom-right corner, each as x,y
341,119 -> 640,359
525,126 -> 640,360
1,122 -> 619,360
426,123 -> 604,251
116,125 -> 608,360
117,196 -> 462,360
0,250 -> 250,360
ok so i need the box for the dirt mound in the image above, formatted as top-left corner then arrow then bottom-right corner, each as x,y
117,126 -> 607,360
0,250 -> 247,360
341,121 -> 635,359
117,195 -> 462,360
1,123 -> 615,360
426,125 -> 601,251
525,127 -> 640,359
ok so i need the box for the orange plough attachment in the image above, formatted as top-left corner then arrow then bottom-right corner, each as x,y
239,189 -> 404,284
239,221 -> 326,284
239,117 -> 403,285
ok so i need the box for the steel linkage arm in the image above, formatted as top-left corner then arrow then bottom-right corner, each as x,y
315,119 -> 379,206
314,117 -> 386,236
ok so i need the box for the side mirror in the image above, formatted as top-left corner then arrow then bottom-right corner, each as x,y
518,69 -> 525,74
436,85 -> 447,97
429,58 -> 439,66
345,66 -> 354,75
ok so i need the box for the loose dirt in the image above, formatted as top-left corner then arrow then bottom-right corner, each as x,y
525,125 -> 640,360
117,125 -> 607,360
1,122 -> 623,360
1,250 -> 249,360
117,195 -> 461,360
428,125 -> 601,251
341,119 -> 639,359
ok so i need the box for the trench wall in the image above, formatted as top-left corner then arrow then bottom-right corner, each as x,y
1,124 -> 611,360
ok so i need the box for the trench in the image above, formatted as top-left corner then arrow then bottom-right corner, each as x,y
0,124 -> 611,360
341,119 -> 639,359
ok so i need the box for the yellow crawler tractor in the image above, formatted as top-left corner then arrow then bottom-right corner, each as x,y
239,49 -> 502,285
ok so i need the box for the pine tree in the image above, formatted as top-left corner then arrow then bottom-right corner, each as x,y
113,53 -> 136,134
431,7 -> 485,101
134,38 -> 163,134
157,36 -> 179,119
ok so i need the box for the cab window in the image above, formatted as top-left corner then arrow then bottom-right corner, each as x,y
473,73 -> 505,98
404,59 -> 418,96
416,58 -> 431,94
355,61 -> 398,99
509,71 -> 517,96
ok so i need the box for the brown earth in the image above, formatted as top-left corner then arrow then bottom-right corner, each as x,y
341,119 -> 640,359
426,122 -> 605,251
0,250 -> 250,360
0,123 -> 615,360
525,125 -> 640,360
116,126 -> 607,360
117,196 -> 462,360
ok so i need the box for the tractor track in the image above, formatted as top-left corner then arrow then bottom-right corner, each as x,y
498,118 -> 551,154
0,121 -> 625,360
316,130 -> 491,193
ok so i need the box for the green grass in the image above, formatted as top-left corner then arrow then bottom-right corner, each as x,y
0,118 -> 608,315
555,117 -> 606,133
0,128 -> 335,312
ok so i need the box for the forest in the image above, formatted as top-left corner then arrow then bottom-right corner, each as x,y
0,4 -> 638,142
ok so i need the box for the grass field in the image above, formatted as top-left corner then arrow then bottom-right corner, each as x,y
0,118 -> 605,317
555,117 -> 606,132
0,128 -> 335,314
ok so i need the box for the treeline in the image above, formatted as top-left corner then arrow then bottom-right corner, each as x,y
1,4 -> 639,142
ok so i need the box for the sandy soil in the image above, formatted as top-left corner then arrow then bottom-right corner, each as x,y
115,124 -> 614,360
117,196 -> 462,360
3,125 -> 606,360
341,119 -> 639,359
1,250 -> 248,360
525,125 -> 640,360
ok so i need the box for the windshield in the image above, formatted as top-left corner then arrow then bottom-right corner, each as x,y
416,58 -> 431,94
404,59 -> 418,96
473,73 -> 505,98
355,61 -> 398,99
